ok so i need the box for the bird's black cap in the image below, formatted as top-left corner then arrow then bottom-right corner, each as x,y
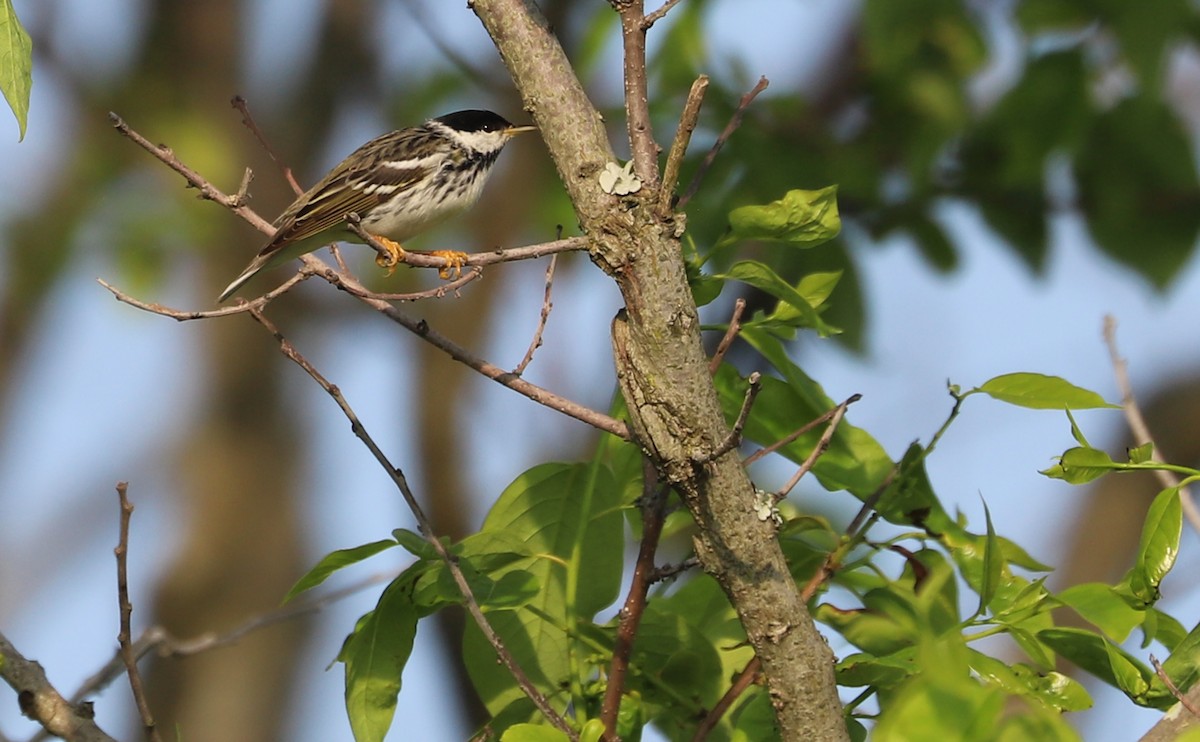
434,109 -> 515,133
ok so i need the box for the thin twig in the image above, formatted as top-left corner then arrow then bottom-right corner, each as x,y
1151,655 -> 1200,717
344,283 -> 629,439
705,372 -> 760,461
246,308 -> 575,738
659,75 -> 709,216
677,76 -> 769,210
231,167 -> 254,207
642,0 -> 687,28
743,394 -> 862,466
649,556 -> 698,582
774,395 -> 854,501
64,573 -> 391,708
691,657 -> 761,742
109,112 -> 275,233
612,0 -> 659,188
98,270 -> 312,320
1103,316 -> 1200,533
708,298 -> 746,374
513,254 -> 558,376
113,483 -> 162,742
347,215 -> 588,274
600,460 -> 670,739
231,95 -> 302,195
343,267 -> 484,303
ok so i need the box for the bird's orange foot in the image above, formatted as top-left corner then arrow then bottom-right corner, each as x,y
429,250 -> 469,279
372,236 -> 406,276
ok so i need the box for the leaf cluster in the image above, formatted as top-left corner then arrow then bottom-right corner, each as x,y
286,189 -> 1200,741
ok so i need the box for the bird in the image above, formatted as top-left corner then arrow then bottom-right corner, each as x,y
217,109 -> 536,302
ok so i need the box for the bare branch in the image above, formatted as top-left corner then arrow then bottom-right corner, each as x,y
774,394 -> 854,501
64,574 -> 391,709
1104,316 -> 1200,533
744,394 -> 862,467
677,76 -> 769,210
708,298 -> 746,374
0,631 -> 117,741
113,483 -> 162,742
245,308 -> 575,738
342,267 -> 484,303
601,459 -> 669,739
705,371 -> 760,461
1151,655 -> 1200,717
612,0 -> 659,187
642,0 -> 687,28
659,75 -> 709,216
98,271 -> 311,320
513,254 -> 558,376
109,112 -> 275,234
691,656 -> 761,742
231,94 -> 303,195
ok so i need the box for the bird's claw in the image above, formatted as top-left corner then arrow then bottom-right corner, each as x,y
372,236 -> 406,276
429,250 -> 469,280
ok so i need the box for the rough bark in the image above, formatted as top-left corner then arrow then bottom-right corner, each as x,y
470,1 -> 848,738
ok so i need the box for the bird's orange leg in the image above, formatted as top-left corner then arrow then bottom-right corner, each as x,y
428,250 -> 469,280
372,236 -> 406,276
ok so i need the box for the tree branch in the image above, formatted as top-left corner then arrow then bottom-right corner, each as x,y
612,0 -> 659,188
677,76 -> 769,210
1103,315 -> 1200,533
659,74 -> 709,216
113,483 -> 162,742
0,631 -> 117,741
600,460 -> 669,739
471,2 -> 849,738
246,307 -> 576,738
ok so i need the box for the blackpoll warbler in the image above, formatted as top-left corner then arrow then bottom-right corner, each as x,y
218,109 -> 535,302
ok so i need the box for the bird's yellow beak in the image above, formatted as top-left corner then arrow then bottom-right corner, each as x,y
507,124 -> 537,137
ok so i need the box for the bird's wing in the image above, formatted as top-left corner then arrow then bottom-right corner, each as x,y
255,130 -> 435,256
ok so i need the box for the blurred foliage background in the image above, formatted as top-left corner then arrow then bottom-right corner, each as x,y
2,0 -> 1199,739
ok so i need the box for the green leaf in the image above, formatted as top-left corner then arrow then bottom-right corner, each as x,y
728,186 -> 841,246
283,539 -> 398,603
975,373 -> 1116,409
1057,583 -> 1143,642
0,0 -> 31,141
500,724 -> 571,742
391,528 -> 439,560
1038,628 -> 1151,699
976,500 -> 1002,617
1040,447 -> 1116,484
464,462 -> 623,716
1129,487 -> 1182,606
341,579 -> 418,742
968,650 -> 1092,712
1157,619 -> 1200,704
579,718 -> 607,742
715,260 -> 839,337
1128,441 -> 1154,464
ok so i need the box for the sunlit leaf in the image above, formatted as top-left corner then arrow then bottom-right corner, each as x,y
341,579 -> 418,742
283,539 -> 398,603
976,373 -> 1116,409
1129,487 -> 1182,606
1057,583 -> 1143,642
1040,447 -> 1116,484
728,187 -> 841,246
0,0 -> 31,140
